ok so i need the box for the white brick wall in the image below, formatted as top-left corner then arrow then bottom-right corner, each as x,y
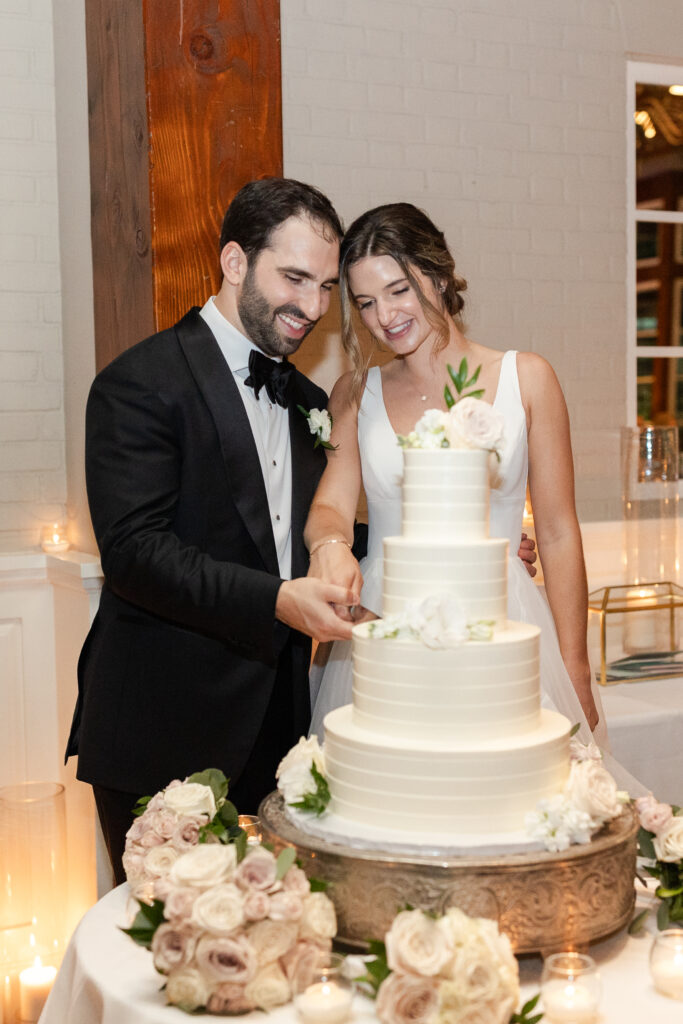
283,0 -> 681,521
0,0 -> 65,549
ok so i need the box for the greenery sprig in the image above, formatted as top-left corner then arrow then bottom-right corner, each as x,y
444,358 -> 485,409
289,762 -> 331,817
629,805 -> 683,934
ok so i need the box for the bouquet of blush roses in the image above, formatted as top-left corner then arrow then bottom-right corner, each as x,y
631,793 -> 683,932
361,907 -> 540,1024
124,842 -> 338,1015
123,769 -> 245,901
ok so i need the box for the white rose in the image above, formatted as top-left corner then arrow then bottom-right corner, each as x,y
299,892 -> 337,943
276,736 -> 326,804
445,397 -> 504,452
163,781 -> 216,819
245,963 -> 292,1012
408,594 -> 468,649
653,815 -> 683,862
564,760 -> 621,826
190,883 -> 245,934
169,843 -> 237,889
386,909 -> 453,977
165,966 -> 210,1012
143,843 -> 179,878
307,408 -> 332,443
376,972 -> 440,1024
248,919 -> 298,965
436,983 -> 512,1024
268,891 -> 304,922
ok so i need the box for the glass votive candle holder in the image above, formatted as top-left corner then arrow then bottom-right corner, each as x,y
237,814 -> 262,846
40,523 -> 70,553
293,951 -> 354,1024
541,952 -> 601,1023
650,928 -> 683,999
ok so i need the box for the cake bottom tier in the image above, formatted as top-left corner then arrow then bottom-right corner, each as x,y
323,705 -> 570,836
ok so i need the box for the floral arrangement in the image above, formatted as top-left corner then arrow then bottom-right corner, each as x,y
525,739 -> 627,852
123,769 -> 245,900
276,737 -> 330,817
367,593 -> 495,647
297,405 -> 337,450
630,793 -> 683,932
358,907 -> 541,1024
397,360 -> 504,458
124,842 -> 338,1014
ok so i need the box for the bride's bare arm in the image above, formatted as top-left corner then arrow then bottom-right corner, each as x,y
304,373 -> 365,614
519,352 -> 598,731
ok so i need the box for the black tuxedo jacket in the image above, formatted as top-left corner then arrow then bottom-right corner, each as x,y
66,309 -> 327,794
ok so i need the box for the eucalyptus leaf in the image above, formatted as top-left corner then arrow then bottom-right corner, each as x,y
217,799 -> 239,828
309,877 -> 330,892
132,795 -> 152,818
627,908 -> 650,935
276,846 -> 297,880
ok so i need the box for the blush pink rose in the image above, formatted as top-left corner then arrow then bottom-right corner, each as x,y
206,983 -> 255,1015
268,891 -> 304,922
163,886 -> 199,923
195,933 -> 257,984
636,794 -> 673,835
282,865 -> 310,897
376,972 -> 440,1024
281,940 -> 326,991
234,848 -> 278,891
243,891 -> 270,922
171,815 -> 206,852
151,923 -> 197,975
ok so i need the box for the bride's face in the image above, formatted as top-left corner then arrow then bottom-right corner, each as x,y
347,255 -> 440,356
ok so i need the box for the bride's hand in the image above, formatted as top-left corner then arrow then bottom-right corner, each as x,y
565,657 -> 599,731
308,542 -> 363,622
350,605 -> 379,625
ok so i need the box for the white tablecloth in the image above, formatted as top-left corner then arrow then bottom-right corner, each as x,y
38,884 -> 683,1024
601,677 -> 683,804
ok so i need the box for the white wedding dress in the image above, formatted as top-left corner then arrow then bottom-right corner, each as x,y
309,352 -> 613,753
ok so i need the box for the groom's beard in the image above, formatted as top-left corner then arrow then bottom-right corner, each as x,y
238,267 -> 318,357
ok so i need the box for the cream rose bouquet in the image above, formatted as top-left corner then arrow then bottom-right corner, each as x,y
630,793 -> 683,932
360,907 -> 541,1024
124,842 -> 337,1014
123,769 -> 246,900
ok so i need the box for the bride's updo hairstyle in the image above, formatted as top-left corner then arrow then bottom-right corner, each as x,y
339,203 -> 467,397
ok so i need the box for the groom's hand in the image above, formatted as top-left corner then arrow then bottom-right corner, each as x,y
518,533 -> 537,577
276,578 -> 359,642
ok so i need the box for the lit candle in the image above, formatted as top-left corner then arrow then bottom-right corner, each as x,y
650,934 -> 683,999
295,980 -> 353,1024
18,957 -> 56,1022
624,586 -> 657,651
40,523 -> 70,554
542,978 -> 598,1023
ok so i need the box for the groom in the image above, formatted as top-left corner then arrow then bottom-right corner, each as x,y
65,178 -> 359,884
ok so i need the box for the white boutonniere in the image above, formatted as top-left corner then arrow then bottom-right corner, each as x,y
297,405 -> 338,450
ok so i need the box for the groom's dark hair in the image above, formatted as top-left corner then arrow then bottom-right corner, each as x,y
219,178 -> 344,259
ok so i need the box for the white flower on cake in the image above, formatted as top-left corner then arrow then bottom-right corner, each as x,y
569,737 -> 603,762
525,793 -> 594,852
275,736 -> 326,804
444,396 -> 505,454
563,758 -> 622,827
368,593 -> 494,649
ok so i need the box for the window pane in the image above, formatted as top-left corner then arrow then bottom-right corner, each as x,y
636,356 -> 683,427
635,82 -> 683,213
637,221 -> 659,261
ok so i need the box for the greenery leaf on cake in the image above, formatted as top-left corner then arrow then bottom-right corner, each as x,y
289,762 -> 331,817
444,358 -> 485,409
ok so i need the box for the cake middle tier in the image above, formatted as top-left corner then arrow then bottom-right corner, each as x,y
352,620 -> 541,741
383,535 -> 509,624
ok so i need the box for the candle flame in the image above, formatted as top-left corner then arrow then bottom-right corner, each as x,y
33,955 -> 42,969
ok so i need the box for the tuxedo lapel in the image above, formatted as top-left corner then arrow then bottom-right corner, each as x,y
175,310 -> 280,576
289,378 -> 327,579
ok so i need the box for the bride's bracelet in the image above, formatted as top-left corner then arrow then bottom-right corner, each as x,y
308,537 -> 352,558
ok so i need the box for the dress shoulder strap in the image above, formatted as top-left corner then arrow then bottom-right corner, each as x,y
495,350 -> 522,407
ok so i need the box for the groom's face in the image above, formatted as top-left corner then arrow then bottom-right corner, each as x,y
237,215 -> 340,357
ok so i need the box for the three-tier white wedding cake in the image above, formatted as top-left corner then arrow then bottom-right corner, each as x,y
322,447 -> 571,842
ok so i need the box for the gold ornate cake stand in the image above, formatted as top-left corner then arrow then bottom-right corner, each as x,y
259,794 -> 638,954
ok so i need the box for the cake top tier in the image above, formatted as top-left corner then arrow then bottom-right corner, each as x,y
401,447 -> 492,541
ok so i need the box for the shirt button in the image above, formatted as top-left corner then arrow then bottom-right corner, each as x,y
275,514 -> 281,521
268,402 -> 273,410
272,459 -> 277,466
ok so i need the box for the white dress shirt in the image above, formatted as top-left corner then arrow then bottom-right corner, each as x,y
200,297 -> 293,579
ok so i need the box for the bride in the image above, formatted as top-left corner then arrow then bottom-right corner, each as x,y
305,202 -> 604,744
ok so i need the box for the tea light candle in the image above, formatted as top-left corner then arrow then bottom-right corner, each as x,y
542,979 -> 598,1023
624,586 -> 657,651
650,930 -> 683,999
295,980 -> 353,1024
40,523 -> 70,554
18,958 -> 56,1022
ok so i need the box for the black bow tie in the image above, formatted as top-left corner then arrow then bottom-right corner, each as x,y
244,350 -> 294,408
